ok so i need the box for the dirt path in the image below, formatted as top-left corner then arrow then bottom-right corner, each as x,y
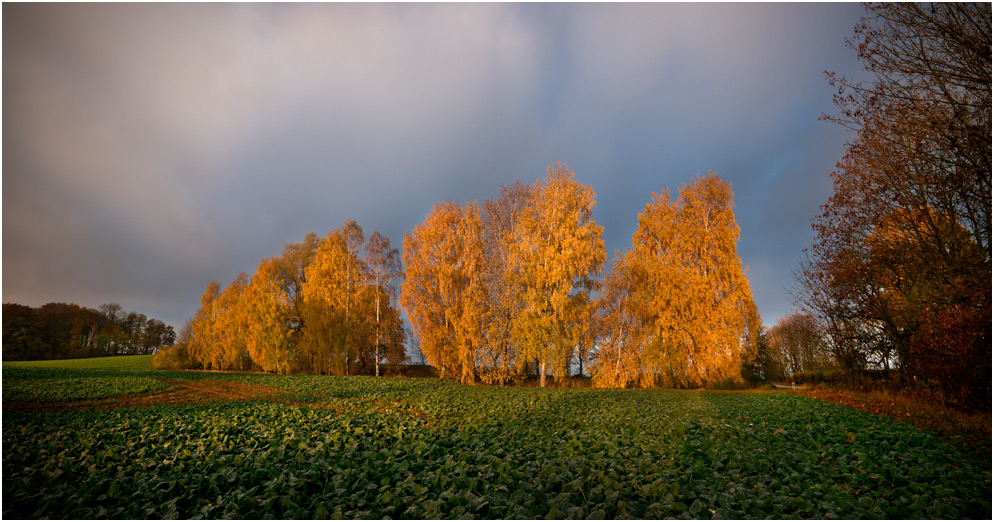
771,383 -> 806,389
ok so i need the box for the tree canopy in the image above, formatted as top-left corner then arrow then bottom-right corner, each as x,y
592,173 -> 761,388
161,221 -> 408,374
800,2 -> 990,409
157,163 -> 766,388
3,302 -> 175,361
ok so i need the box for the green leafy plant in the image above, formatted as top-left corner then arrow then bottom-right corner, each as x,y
3,361 -> 990,519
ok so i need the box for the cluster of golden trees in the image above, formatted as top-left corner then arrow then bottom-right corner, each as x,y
162,163 -> 761,388
592,173 -> 761,388
401,164 -> 760,388
157,222 -> 407,374
401,162 -> 605,386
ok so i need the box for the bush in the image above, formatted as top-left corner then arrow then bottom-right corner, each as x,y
708,377 -> 750,390
150,344 -> 198,370
379,364 -> 438,379
793,369 -> 846,385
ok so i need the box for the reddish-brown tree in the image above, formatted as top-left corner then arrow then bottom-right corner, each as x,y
802,3 -> 990,408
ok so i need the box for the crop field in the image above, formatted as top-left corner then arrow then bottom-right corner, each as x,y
4,355 -> 177,404
3,356 -> 990,519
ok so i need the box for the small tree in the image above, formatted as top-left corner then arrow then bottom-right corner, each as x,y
365,231 -> 402,377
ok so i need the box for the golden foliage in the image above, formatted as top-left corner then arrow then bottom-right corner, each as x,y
244,258 -> 293,374
182,166 -> 763,388
365,231 -> 402,377
183,221 -> 407,375
302,221 -> 371,375
477,182 -> 532,385
215,273 -> 251,371
188,280 -> 220,370
400,201 -> 486,384
511,162 -> 605,387
591,252 -> 651,388
593,172 -> 760,388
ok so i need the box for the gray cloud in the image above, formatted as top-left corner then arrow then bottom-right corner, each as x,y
3,3 -> 865,328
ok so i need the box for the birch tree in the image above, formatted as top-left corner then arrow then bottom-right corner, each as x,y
276,231 -> 319,357
591,251 -> 651,388
478,181 -> 531,384
245,257 -> 294,373
609,173 -> 760,388
365,231 -> 402,377
511,162 -> 605,387
301,222 -> 370,375
215,272 -> 251,371
401,201 -> 486,384
189,280 -> 221,370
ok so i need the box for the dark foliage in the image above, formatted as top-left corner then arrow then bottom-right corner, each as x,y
2,302 -> 175,361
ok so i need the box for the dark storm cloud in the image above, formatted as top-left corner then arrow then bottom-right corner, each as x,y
3,3 -> 866,328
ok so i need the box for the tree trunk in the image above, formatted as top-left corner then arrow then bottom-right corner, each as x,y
375,292 -> 381,377
540,359 -> 547,388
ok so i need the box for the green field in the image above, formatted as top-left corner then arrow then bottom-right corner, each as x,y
4,355 -> 169,402
3,356 -> 990,519
3,354 -> 156,370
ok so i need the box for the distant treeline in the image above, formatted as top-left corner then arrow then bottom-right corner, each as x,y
2,302 -> 176,361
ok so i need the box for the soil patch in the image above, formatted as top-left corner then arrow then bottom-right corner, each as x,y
5,379 -> 288,413
5,380 -> 436,422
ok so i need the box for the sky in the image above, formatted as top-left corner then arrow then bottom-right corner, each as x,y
4,2 -> 868,331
